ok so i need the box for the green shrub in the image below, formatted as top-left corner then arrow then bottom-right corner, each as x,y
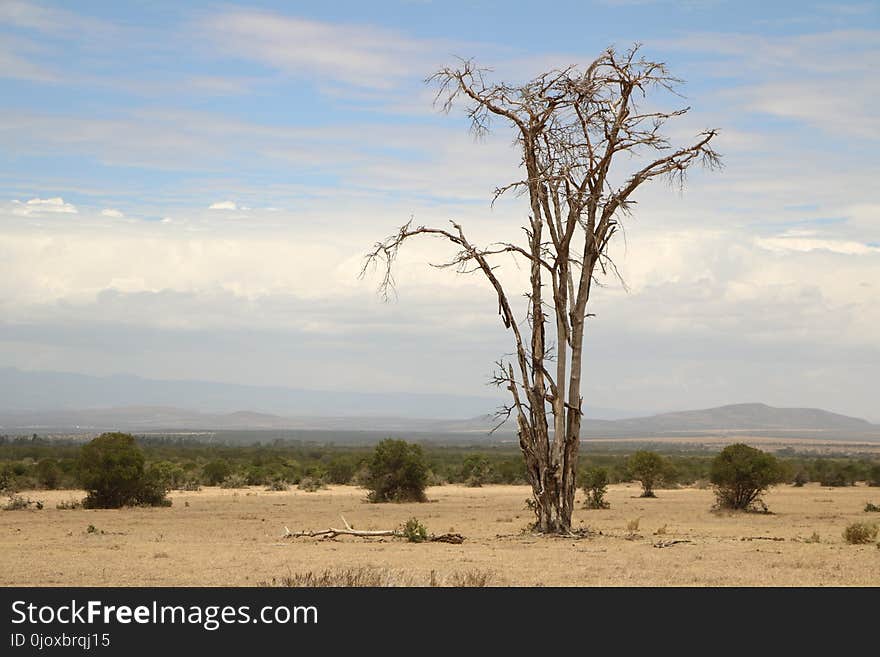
792,470 -> 809,487
147,461 -> 186,490
364,439 -> 428,503
582,467 -> 610,509
202,459 -> 232,486
869,464 -> 880,487
815,460 -> 859,487
244,465 -> 271,486
135,471 -> 173,507
709,443 -> 783,511
297,476 -> 326,492
460,455 -> 491,487
350,463 -> 371,487
326,457 -> 358,485
425,470 -> 445,487
628,451 -> 666,498
266,479 -> 289,491
842,522 -> 878,545
36,459 -> 61,489
220,473 -> 248,489
177,478 -> 201,491
77,432 -> 170,509
402,517 -> 428,543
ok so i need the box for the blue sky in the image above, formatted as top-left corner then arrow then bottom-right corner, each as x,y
1,1 -> 878,419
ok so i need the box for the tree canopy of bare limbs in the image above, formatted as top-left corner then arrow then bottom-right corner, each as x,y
362,45 -> 721,534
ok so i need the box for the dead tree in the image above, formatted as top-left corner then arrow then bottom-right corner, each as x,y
362,45 -> 720,534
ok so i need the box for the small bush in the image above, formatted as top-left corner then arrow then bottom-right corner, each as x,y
266,479 -> 289,492
2,494 -> 42,511
56,499 -> 82,510
710,443 -> 783,511
220,473 -> 248,489
460,455 -> 491,487
147,461 -> 185,490
842,522 -> 878,545
135,474 -> 173,507
36,459 -> 61,489
350,464 -> 371,488
402,517 -> 428,543
77,433 -> 170,509
364,439 -> 428,503
865,502 -> 880,513
792,470 -> 809,487
244,465 -> 271,486
326,457 -> 359,485
582,467 -> 610,509
297,476 -> 326,492
202,460 -> 232,486
628,451 -> 666,498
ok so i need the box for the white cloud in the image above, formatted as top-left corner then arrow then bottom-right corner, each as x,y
657,30 -> 880,141
10,197 -> 77,215
756,235 -> 880,256
188,76 -> 251,95
203,10 -> 454,89
100,208 -> 124,218
0,0 -> 109,34
208,201 -> 238,211
0,39 -> 58,82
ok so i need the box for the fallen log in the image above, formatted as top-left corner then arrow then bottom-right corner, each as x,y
284,515 -> 401,539
283,516 -> 464,543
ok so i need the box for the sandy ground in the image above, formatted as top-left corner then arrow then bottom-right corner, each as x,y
1,483 -> 878,586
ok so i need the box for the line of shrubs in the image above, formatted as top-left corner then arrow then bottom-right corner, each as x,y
2,434 -> 879,511
5,450 -> 877,495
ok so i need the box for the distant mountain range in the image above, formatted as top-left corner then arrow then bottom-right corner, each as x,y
1,368 -> 877,442
1,403 -> 878,443
0,367 -> 640,420
580,403 -> 877,437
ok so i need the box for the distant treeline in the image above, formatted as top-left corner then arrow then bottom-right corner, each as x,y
1,434 -> 878,492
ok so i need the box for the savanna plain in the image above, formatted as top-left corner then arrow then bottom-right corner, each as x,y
3,479 -> 878,587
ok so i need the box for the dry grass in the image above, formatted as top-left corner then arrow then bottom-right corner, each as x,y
842,522 -> 878,545
1,482 -> 879,586
260,566 -> 494,587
